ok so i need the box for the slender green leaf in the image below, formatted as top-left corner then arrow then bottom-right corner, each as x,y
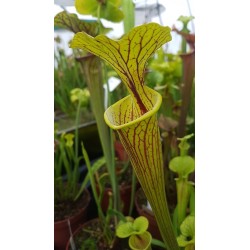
74,157 -> 106,201
121,0 -> 135,34
151,238 -> 166,249
106,209 -> 127,222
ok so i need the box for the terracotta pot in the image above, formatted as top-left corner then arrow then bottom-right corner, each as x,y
134,188 -> 162,241
65,218 -> 121,250
54,188 -> 91,250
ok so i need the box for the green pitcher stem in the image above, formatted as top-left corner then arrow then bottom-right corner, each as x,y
81,143 -> 106,223
176,178 -> 190,227
78,56 -> 120,213
72,100 -> 81,193
104,87 -> 179,250
103,60 -> 121,214
70,22 -> 177,249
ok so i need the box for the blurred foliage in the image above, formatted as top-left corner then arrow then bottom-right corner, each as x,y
145,46 -> 195,163
145,48 -> 183,120
54,38 -> 91,118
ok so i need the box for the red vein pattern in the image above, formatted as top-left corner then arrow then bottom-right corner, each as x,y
117,114 -> 177,249
104,87 -> 179,250
70,23 -> 172,115
71,22 -> 178,249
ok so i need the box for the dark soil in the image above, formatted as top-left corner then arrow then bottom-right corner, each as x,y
54,190 -> 90,222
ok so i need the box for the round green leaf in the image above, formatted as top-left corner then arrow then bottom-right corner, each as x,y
169,156 -> 195,177
75,0 -> 98,15
116,221 -> 134,238
132,216 -> 149,234
64,133 -> 74,147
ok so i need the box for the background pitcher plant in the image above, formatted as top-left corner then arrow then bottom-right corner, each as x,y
70,23 -> 179,250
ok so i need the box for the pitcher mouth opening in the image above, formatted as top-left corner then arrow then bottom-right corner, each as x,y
104,87 -> 162,130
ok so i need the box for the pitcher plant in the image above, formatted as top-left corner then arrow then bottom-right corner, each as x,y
70,23 -> 179,250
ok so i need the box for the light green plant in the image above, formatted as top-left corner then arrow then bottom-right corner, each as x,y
177,215 -> 195,250
70,88 -> 90,107
177,16 -> 194,53
54,132 -> 81,203
169,134 -> 195,229
116,216 -> 152,250
54,44 -> 90,118
116,216 -> 168,250
70,22 -> 179,250
121,0 -> 135,34
54,88 -> 90,203
145,48 -> 183,124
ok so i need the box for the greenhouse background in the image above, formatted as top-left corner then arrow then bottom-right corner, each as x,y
54,0 -> 195,55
